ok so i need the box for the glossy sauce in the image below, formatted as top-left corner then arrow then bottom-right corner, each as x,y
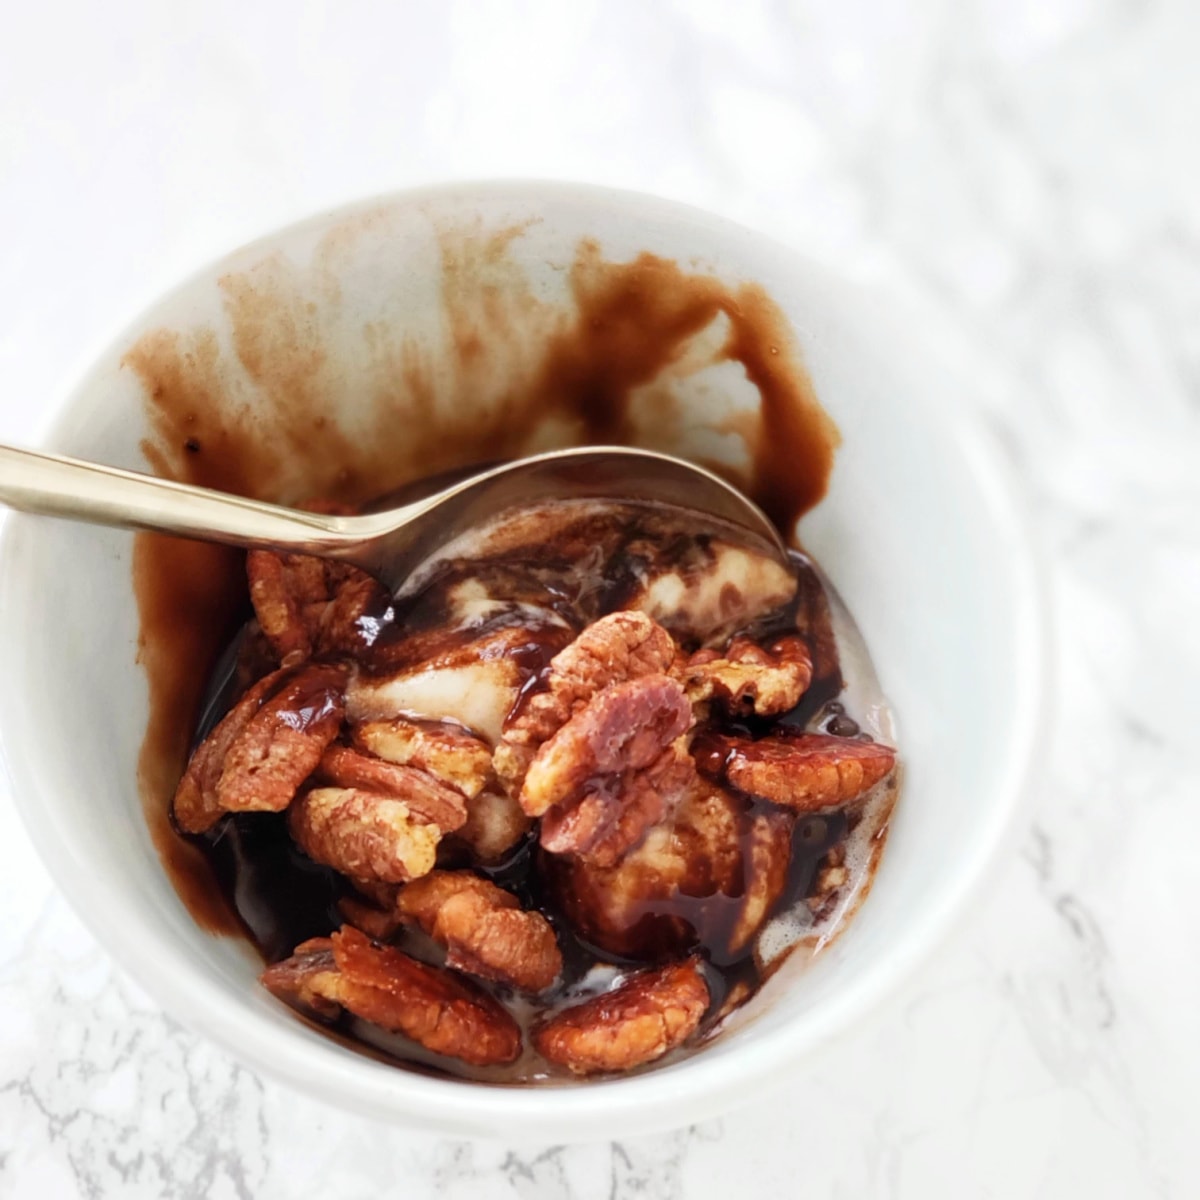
175,510 -> 891,1083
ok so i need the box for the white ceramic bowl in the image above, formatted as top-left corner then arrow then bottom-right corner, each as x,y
0,183 -> 1047,1140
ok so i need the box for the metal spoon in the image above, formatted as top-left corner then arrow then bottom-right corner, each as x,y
0,443 -> 786,591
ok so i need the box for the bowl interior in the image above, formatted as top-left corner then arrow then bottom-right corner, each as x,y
0,184 -> 1043,1139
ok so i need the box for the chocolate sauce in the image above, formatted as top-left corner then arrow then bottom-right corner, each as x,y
168,507 -> 881,1082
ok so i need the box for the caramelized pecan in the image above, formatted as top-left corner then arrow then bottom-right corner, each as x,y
696,732 -> 896,811
288,787 -> 441,884
520,675 -> 693,817
807,844 -> 850,919
247,503 -> 386,665
216,663 -> 346,815
259,937 -> 342,1020
172,662 -> 346,834
680,634 -> 813,716
352,717 -> 492,800
494,612 -> 677,797
246,550 -> 318,665
538,742 -> 696,868
332,926 -> 521,1065
318,744 -> 468,832
533,958 -> 709,1075
291,715 -> 496,886
730,806 -> 796,953
520,674 -> 695,865
395,871 -> 562,992
336,879 -> 402,937
261,926 -> 522,1066
172,670 -> 281,834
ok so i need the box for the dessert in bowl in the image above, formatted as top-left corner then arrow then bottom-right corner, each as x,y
0,182 -> 1045,1137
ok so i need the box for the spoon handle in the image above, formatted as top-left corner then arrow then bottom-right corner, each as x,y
0,443 -> 359,555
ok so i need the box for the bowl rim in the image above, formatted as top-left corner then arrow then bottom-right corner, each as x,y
0,179 -> 1052,1139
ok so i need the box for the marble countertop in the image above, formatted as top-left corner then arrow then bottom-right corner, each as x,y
2,1 -> 1197,1196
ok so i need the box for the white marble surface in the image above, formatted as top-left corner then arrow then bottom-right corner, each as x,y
1,1 -> 1198,1195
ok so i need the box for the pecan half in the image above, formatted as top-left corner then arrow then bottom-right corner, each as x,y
247,504 -> 387,665
807,844 -> 850,919
336,879 -> 402,937
730,806 -> 796,953
695,732 -> 896,811
521,675 -> 693,816
494,612 -> 677,797
394,871 -> 562,992
289,787 -> 441,884
318,744 -> 468,832
538,742 -> 696,868
216,663 -> 347,815
173,669 -> 281,834
680,634 -> 813,716
259,937 -> 342,1020
352,718 -> 492,800
520,674 -> 695,865
261,926 -> 521,1066
172,662 -> 347,834
532,958 -> 709,1075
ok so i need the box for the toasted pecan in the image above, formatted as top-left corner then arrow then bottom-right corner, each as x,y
533,958 -> 709,1074
696,732 -> 896,811
247,505 -> 386,665
289,787 -> 441,884
352,718 -> 492,800
337,894 -> 401,940
259,937 -> 342,1020
729,806 -> 796,954
172,663 -> 346,834
246,550 -> 321,665
539,742 -> 696,868
807,844 -> 850,918
318,744 -> 468,832
494,612 -> 677,797
680,634 -> 813,716
215,663 -> 347,816
261,926 -> 521,1066
331,926 -> 522,1065
520,674 -> 695,865
395,871 -> 562,991
520,675 -> 693,817
173,669 -> 281,834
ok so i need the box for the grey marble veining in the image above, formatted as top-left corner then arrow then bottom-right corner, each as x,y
1,0 -> 1198,1195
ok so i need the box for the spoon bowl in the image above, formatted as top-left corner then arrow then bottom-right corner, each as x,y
0,443 -> 787,593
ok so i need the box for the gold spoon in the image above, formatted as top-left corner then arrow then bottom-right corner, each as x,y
0,444 -> 786,591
